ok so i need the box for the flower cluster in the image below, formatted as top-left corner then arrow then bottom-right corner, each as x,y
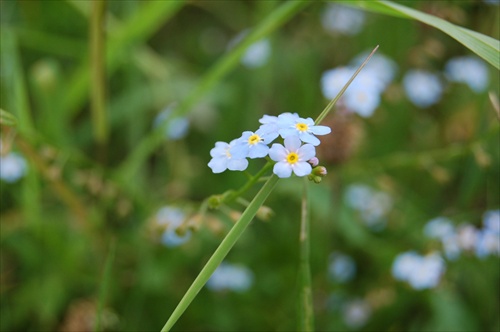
392,251 -> 445,290
424,211 -> 500,260
208,113 -> 331,178
321,52 -> 397,117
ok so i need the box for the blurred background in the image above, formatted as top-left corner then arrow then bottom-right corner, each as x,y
1,1 -> 499,331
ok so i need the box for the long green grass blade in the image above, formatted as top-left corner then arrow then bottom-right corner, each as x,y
343,0 -> 500,69
160,175 -> 279,331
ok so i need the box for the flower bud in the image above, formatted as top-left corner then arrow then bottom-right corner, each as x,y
256,205 -> 274,221
308,157 -> 319,167
312,166 -> 328,177
207,195 -> 223,209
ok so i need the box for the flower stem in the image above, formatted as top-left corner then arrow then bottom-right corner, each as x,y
160,175 -> 279,331
314,45 -> 379,125
90,0 -> 108,149
298,178 -> 314,331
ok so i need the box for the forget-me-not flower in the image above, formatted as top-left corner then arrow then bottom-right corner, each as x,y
328,252 -> 356,283
208,140 -> 249,173
0,152 -> 28,183
445,56 -> 489,93
231,129 -> 276,159
403,70 -> 443,108
392,251 -> 445,290
156,206 -> 191,247
154,105 -> 190,140
269,135 -> 316,178
241,39 -> 271,69
277,113 -> 331,146
206,262 -> 254,292
321,4 -> 366,36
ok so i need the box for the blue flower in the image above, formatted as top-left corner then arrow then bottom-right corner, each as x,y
0,152 -> 27,183
483,210 -> 500,234
277,114 -> 331,146
321,4 -> 366,36
392,251 -> 445,290
321,67 -> 354,100
343,85 -> 381,118
206,262 -> 254,292
156,206 -> 191,247
445,56 -> 489,93
242,39 -> 271,69
208,140 -> 249,173
268,135 -> 316,178
328,252 -> 356,283
154,105 -> 190,140
403,70 -> 443,108
424,217 -> 455,240
230,129 -> 276,159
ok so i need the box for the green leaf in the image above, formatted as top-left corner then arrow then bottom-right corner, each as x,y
343,0 -> 500,69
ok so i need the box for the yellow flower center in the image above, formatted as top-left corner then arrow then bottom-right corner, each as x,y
296,123 -> 309,132
248,134 -> 262,145
286,152 -> 299,164
225,147 -> 232,158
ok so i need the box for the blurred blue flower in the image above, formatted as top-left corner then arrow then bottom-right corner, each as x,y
445,56 -> 489,92
321,53 -> 396,117
156,206 -> 191,247
483,210 -> 500,234
344,184 -> 392,230
475,228 -> 500,258
424,217 -> 455,240
153,105 -> 190,141
342,299 -> 372,329
208,140 -> 249,173
269,136 -> 316,178
343,85 -> 382,118
321,4 -> 366,36
0,152 -> 27,183
392,251 -> 445,290
351,52 -> 398,87
241,39 -> 271,69
328,252 -> 356,283
206,262 -> 254,292
321,67 -> 354,100
403,70 -> 443,108
483,0 -> 499,5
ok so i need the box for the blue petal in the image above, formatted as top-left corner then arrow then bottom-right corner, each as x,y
273,162 -> 292,178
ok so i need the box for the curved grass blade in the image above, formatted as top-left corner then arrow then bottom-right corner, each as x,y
342,0 -> 500,69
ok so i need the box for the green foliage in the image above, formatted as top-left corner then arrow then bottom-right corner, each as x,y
1,1 -> 499,332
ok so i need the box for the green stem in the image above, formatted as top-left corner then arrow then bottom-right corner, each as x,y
225,161 -> 273,203
90,0 -> 108,147
94,238 -> 116,332
160,175 -> 279,332
314,45 -> 379,125
298,178 -> 314,331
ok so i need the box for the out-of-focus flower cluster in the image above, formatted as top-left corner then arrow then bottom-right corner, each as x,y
208,113 -> 331,179
392,251 -> 445,290
321,52 -> 397,118
320,49 -> 489,114
391,210 -> 499,290
424,211 -> 500,260
206,262 -> 254,292
344,183 -> 393,231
